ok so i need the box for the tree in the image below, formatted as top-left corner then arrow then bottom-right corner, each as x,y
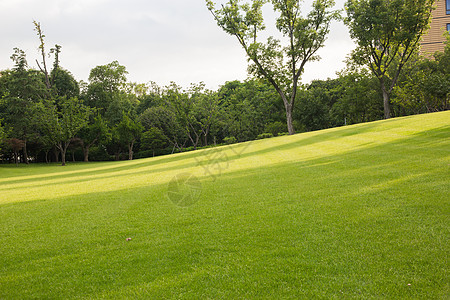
345,0 -> 434,119
139,105 -> 186,152
115,114 -> 143,160
33,21 -> 52,91
78,115 -> 111,162
206,0 -> 340,134
330,69 -> 383,125
164,83 -> 202,150
36,97 -> 91,166
188,83 -> 220,147
141,127 -> 169,157
51,67 -> 80,98
218,79 -> 282,141
84,61 -> 136,125
0,48 -> 48,164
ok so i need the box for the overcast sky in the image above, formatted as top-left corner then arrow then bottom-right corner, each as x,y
0,0 -> 355,90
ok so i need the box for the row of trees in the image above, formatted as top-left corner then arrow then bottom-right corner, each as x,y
206,0 -> 436,131
1,43 -> 447,165
0,0 -> 448,165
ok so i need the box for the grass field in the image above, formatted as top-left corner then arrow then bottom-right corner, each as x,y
0,111 -> 449,299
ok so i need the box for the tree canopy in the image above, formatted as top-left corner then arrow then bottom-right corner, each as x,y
206,0 -> 341,134
345,0 -> 434,118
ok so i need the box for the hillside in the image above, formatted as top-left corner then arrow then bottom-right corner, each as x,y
0,111 -> 449,298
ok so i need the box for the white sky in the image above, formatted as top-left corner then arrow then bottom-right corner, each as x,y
0,0 -> 355,90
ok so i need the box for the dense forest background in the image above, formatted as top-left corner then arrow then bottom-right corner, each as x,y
0,38 -> 448,165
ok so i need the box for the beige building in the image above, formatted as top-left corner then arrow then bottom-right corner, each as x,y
420,0 -> 450,55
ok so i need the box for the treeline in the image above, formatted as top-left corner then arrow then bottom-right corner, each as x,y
0,41 -> 448,165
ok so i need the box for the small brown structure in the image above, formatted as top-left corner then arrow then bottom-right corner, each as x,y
420,0 -> 450,55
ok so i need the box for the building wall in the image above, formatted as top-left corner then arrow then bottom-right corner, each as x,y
420,0 -> 450,55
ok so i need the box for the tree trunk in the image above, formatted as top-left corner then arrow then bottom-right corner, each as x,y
54,148 -> 60,162
285,104 -> 295,135
83,146 -> 90,162
128,141 -> 134,160
380,80 -> 391,119
59,142 -> 69,166
61,148 -> 67,166
45,150 -> 49,163
23,138 -> 29,164
382,89 -> 391,119
14,151 -> 19,166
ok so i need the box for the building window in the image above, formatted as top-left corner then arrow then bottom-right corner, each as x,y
448,24 -> 450,33
447,0 -> 450,14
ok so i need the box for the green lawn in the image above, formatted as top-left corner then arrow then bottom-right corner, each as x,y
0,111 -> 449,299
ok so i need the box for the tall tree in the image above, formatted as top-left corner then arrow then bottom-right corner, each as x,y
164,83 -> 202,149
36,97 -> 91,166
33,20 -> 52,91
0,48 -> 48,164
206,0 -> 340,134
78,115 -> 111,162
141,127 -> 169,157
139,105 -> 186,152
84,61 -> 133,124
345,0 -> 434,119
115,114 -> 143,160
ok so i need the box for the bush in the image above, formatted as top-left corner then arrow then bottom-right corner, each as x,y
265,121 -> 287,136
89,146 -> 112,161
257,133 -> 273,139
223,136 -> 237,144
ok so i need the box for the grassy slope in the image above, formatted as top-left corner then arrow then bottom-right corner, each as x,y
0,111 -> 449,299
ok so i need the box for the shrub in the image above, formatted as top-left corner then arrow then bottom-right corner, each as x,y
89,146 -> 112,161
265,121 -> 287,136
257,133 -> 273,139
223,136 -> 237,144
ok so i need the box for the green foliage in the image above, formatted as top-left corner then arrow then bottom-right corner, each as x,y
264,121 -> 286,136
223,136 -> 237,144
87,145 -> 112,161
0,17 -> 447,163
218,79 -> 282,141
393,38 -> 450,114
295,85 -> 333,131
140,127 -> 169,156
114,113 -> 144,160
35,97 -> 92,165
345,0 -> 434,118
88,61 -> 128,93
0,50 -> 49,163
257,132 -> 273,139
330,69 -> 383,125
77,115 -> 111,162
0,120 -> 4,152
50,67 -> 80,98
206,0 -> 341,134
84,61 -> 134,124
